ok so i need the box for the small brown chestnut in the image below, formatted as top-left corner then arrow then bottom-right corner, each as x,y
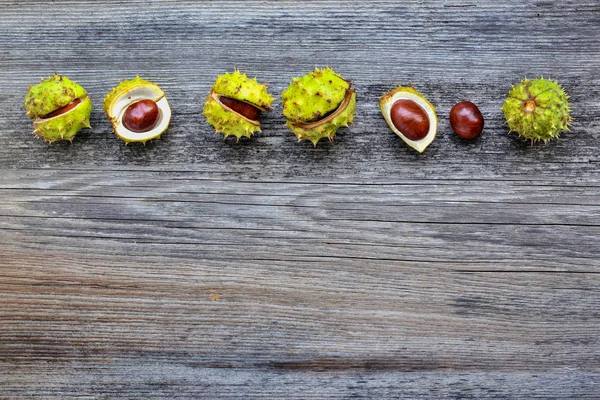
450,101 -> 484,140
390,99 -> 430,141
123,99 -> 160,133
220,96 -> 261,121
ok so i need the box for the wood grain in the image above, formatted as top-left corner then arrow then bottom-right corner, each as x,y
0,0 -> 599,398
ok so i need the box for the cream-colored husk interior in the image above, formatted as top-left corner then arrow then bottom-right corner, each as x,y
110,86 -> 171,142
381,91 -> 437,153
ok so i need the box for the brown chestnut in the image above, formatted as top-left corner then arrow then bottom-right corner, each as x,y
123,99 -> 160,133
450,101 -> 484,140
220,96 -> 261,121
390,99 -> 430,141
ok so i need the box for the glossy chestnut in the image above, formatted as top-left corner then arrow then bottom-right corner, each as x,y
123,99 -> 160,133
450,101 -> 484,140
220,96 -> 261,121
390,99 -> 430,141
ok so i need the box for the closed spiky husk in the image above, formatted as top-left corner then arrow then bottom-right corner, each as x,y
282,67 -> 356,146
24,74 -> 92,143
502,77 -> 572,143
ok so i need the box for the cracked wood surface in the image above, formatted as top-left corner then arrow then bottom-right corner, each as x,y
0,1 -> 599,399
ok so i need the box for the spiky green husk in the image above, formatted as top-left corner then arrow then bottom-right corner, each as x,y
203,70 -> 274,140
33,97 -> 92,143
287,91 -> 356,146
502,78 -> 572,143
103,75 -> 161,115
282,67 -> 349,123
24,74 -> 87,119
212,70 -> 274,109
282,67 -> 355,145
204,93 -> 261,139
24,74 -> 92,143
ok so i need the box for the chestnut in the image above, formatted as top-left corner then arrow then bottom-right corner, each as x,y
390,99 -> 430,141
123,99 -> 160,133
450,101 -> 484,140
220,96 -> 261,121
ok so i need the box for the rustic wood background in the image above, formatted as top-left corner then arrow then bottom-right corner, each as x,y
1,1 -> 599,398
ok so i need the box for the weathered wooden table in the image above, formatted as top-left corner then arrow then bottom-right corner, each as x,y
1,1 -> 599,398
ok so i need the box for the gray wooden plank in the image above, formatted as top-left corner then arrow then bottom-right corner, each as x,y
1,363 -> 599,399
1,170 -> 598,271
0,0 -> 599,398
1,169 -> 599,399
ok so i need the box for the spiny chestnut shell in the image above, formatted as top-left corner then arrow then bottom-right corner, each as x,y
501,77 -> 572,143
281,67 -> 356,146
203,69 -> 274,140
123,99 -> 160,133
450,101 -> 484,140
24,74 -> 92,143
390,99 -> 430,141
